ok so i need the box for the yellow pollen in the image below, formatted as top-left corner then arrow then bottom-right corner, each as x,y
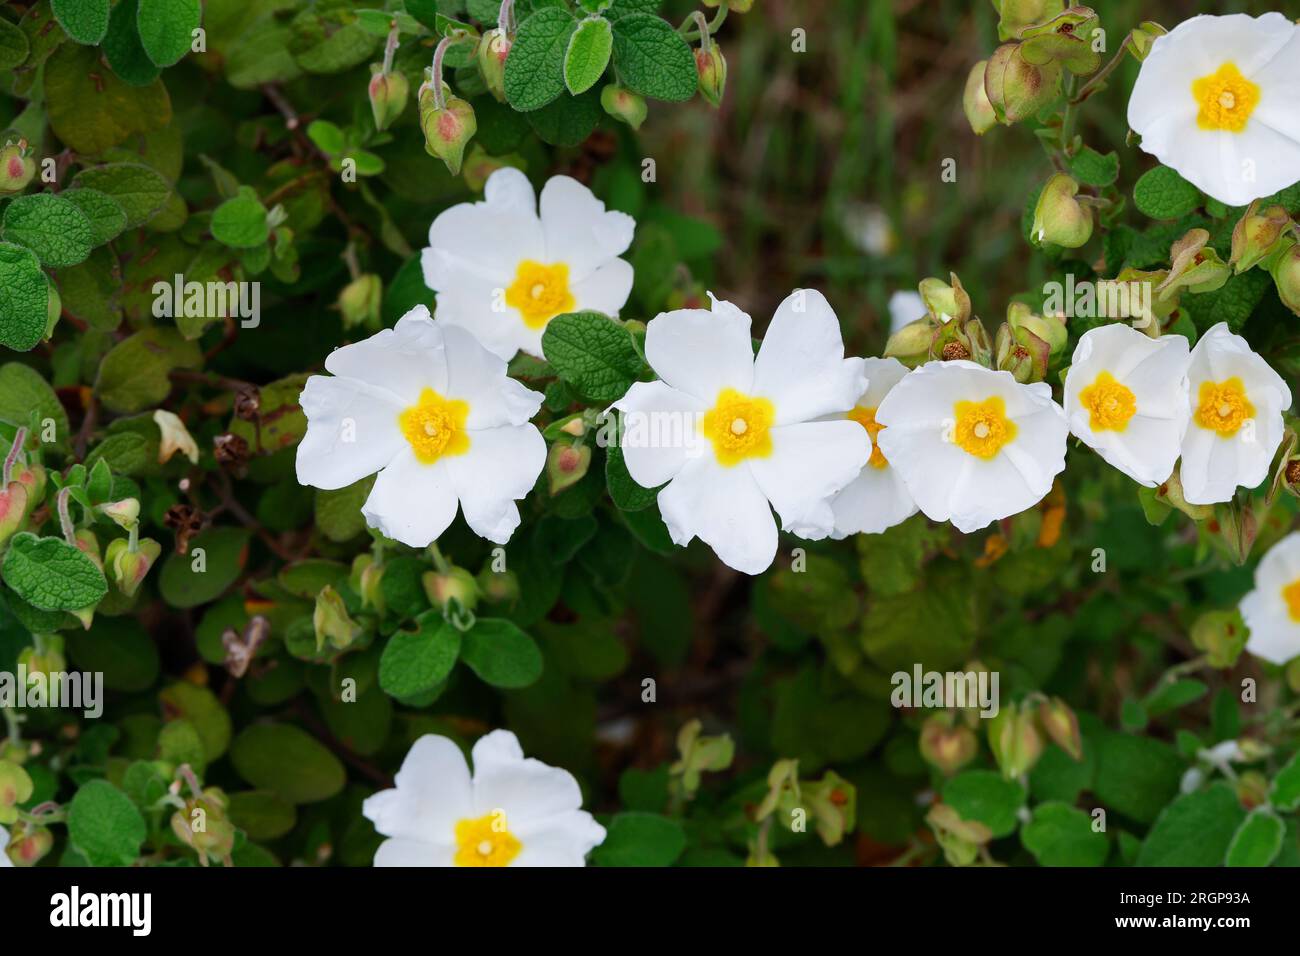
1284,579 -> 1300,622
1194,377 -> 1254,437
1078,370 -> 1137,432
1192,62 -> 1259,133
453,813 -> 521,867
505,260 -> 575,329
847,405 -> 888,469
703,388 -> 774,466
952,396 -> 1017,459
398,388 -> 470,464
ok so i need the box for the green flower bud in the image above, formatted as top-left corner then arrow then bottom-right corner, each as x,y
1269,239 -> 1300,317
18,634 -> 66,678
1019,8 -> 1103,75
368,67 -> 410,131
754,758 -> 801,822
1157,228 -> 1230,300
313,585 -> 362,653
695,43 -> 727,108
1031,173 -> 1093,248
800,771 -> 856,847
919,274 -> 972,325
600,84 -> 648,131
1230,203 -> 1292,274
1127,21 -> 1168,62
704,0 -> 753,11
106,536 -> 161,598
97,497 -> 140,530
0,760 -> 34,825
1155,469 -> 1214,522
419,83 -> 477,176
1236,770 -> 1270,810
670,719 -> 735,796
984,41 -> 1062,125
171,786 -> 237,866
422,566 -> 479,614
10,460 -> 45,518
883,317 -> 937,368
926,803 -> 991,867
1191,609 -> 1248,669
919,714 -> 978,776
993,0 -> 1066,41
477,566 -> 519,605
1037,696 -> 1082,760
0,481 -> 29,549
74,528 -> 102,569
5,821 -> 53,866
0,141 -> 35,195
963,61 -> 997,135
995,319 -> 1049,384
1008,301 -> 1068,356
476,29 -> 511,103
338,273 -> 383,331
990,701 -> 1044,779
547,441 -> 591,494
351,553 -> 386,614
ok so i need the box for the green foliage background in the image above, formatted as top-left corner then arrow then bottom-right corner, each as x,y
0,0 -> 1297,868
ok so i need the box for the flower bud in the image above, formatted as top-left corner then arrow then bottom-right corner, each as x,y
800,771 -> 856,847
154,409 -> 200,466
754,758 -> 801,822
6,822 -> 53,866
695,43 -> 727,108
313,584 -> 362,653
0,760 -> 33,825
476,28 -> 511,103
1189,609 -> 1247,669
338,273 -> 383,331
1037,696 -> 1082,760
600,84 -> 648,131
994,320 -> 1048,383
1213,497 -> 1257,567
919,274 -> 972,325
1230,203 -> 1292,274
477,567 -> 519,605
1155,470 -> 1214,522
993,0 -> 1066,40
963,61 -> 997,135
419,83 -> 477,176
423,566 -> 479,614
926,803 -> 991,867
670,719 -> 735,796
0,481 -> 29,549
989,702 -> 1044,779
1157,228 -> 1230,299
0,141 -> 35,195
919,715 -> 978,776
351,553 -> 386,614
1019,8 -> 1102,75
1031,173 -> 1093,248
1007,301 -> 1067,356
1270,240 -> 1300,317
171,787 -> 237,866
19,634 -> 66,678
10,460 -> 45,517
984,42 -> 1062,125
1235,770 -> 1270,810
547,442 -> 591,494
1127,22 -> 1167,62
106,536 -> 161,598
883,317 -> 936,368
97,497 -> 140,530
74,528 -> 102,569
368,67 -> 410,131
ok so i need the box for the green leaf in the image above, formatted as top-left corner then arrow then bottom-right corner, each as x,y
591,812 -> 685,866
542,311 -> 644,402
610,13 -> 697,102
228,791 -> 298,841
1,192 -> 94,267
1270,750 -> 1300,812
72,163 -> 172,229
606,442 -> 658,510
1225,807 -> 1285,867
136,0 -> 201,67
289,4 -> 379,75
504,7 -> 578,112
51,0 -> 110,44
460,617 -> 544,688
44,43 -> 171,155
66,619 -> 160,692
159,682 -> 232,760
211,186 -> 269,249
1021,802 -> 1108,866
62,188 -> 129,247
66,780 -> 147,867
1094,733 -> 1183,825
942,770 -> 1024,838
527,88 -> 603,147
606,0 -> 661,17
565,17 -> 613,95
158,527 -> 252,608
1136,782 -> 1246,866
0,17 -> 30,71
1069,146 -> 1119,187
1144,678 -> 1208,717
103,0 -> 161,86
95,327 -> 201,414
379,612 -> 462,700
0,242 -> 50,352
0,362 -> 69,441
1182,269 -> 1272,335
1133,166 -> 1202,220
230,723 -> 346,804
1,533 -> 108,612
315,478 -> 375,542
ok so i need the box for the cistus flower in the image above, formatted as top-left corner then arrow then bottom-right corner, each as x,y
1179,322 -> 1291,505
362,731 -> 606,867
611,291 -> 869,575
876,360 -> 1069,533
421,167 -> 634,360
295,307 -> 546,547
1063,324 -> 1190,487
1239,531 -> 1300,665
828,357 -> 919,537
1127,13 -> 1300,207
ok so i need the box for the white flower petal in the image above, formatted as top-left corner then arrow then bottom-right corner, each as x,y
1241,532 -> 1300,665
571,258 -> 634,317
373,837 -> 455,867
471,749 -> 585,826
361,448 -> 460,547
441,323 -> 543,429
539,176 -> 635,282
859,356 -> 910,408
888,291 -> 925,335
445,424 -> 545,544
422,168 -> 544,289
296,375 -> 405,490
830,465 -> 919,537
611,380 -> 707,489
752,290 -> 866,423
656,456 -> 778,574
511,812 -> 606,866
362,734 -> 472,844
434,275 -> 539,361
750,420 -> 870,538
643,298 -> 755,401
323,306 -> 447,402
0,825 -> 10,867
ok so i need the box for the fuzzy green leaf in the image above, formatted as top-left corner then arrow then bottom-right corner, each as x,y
137,0 -> 202,67
67,780 -> 147,867
504,7 -> 578,111
542,311 -> 644,402
379,612 -> 463,700
0,243 -> 50,352
460,618 -> 543,688
565,17 -> 613,95
1133,166 -> 1202,220
51,0 -> 110,45
610,13 -> 696,102
1,533 -> 109,611
2,192 -> 94,267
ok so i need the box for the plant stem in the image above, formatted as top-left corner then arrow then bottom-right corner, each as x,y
429,37 -> 455,111
382,25 -> 399,75
1071,36 -> 1134,105
56,486 -> 75,545
3,426 -> 26,485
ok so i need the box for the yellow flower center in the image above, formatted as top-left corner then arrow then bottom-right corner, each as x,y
847,405 -> 888,469
952,396 -> 1017,459
1283,579 -> 1300,623
505,260 -> 576,330
1077,370 -> 1137,432
453,812 -> 521,867
703,388 -> 774,466
1193,377 -> 1254,437
398,388 -> 470,464
1192,62 -> 1259,133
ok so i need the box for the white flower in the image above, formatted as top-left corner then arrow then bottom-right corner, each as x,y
875,360 -> 1069,533
296,306 -> 545,547
612,291 -> 870,575
1063,324 -> 1190,487
362,731 -> 606,867
0,825 -> 11,867
1178,322 -> 1291,505
1127,13 -> 1300,206
1239,531 -> 1300,665
828,357 -> 919,536
421,167 -> 635,360
888,291 -> 926,335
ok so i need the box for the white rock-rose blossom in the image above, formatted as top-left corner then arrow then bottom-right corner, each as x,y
1240,531 -> 1300,665
363,731 -> 606,867
421,167 -> 635,360
612,291 -> 870,575
296,306 -> 546,547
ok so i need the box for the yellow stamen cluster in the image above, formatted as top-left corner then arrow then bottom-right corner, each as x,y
453,813 -> 521,867
847,405 -> 888,469
505,260 -> 576,329
1193,377 -> 1253,437
398,388 -> 470,463
952,396 -> 1017,459
703,388 -> 774,466
1078,371 -> 1137,432
1192,62 -> 1259,133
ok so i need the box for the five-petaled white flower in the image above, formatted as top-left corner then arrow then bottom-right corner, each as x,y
1063,324 -> 1190,487
612,291 -> 870,575
876,360 -> 1069,533
1128,13 -> 1300,206
362,731 -> 606,867
1179,322 -> 1291,505
421,167 -> 635,360
1239,531 -> 1300,665
296,306 -> 546,547
829,357 -> 919,537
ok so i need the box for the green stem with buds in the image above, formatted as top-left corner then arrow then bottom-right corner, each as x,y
1071,35 -> 1135,105
56,486 -> 75,546
679,1 -> 727,41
